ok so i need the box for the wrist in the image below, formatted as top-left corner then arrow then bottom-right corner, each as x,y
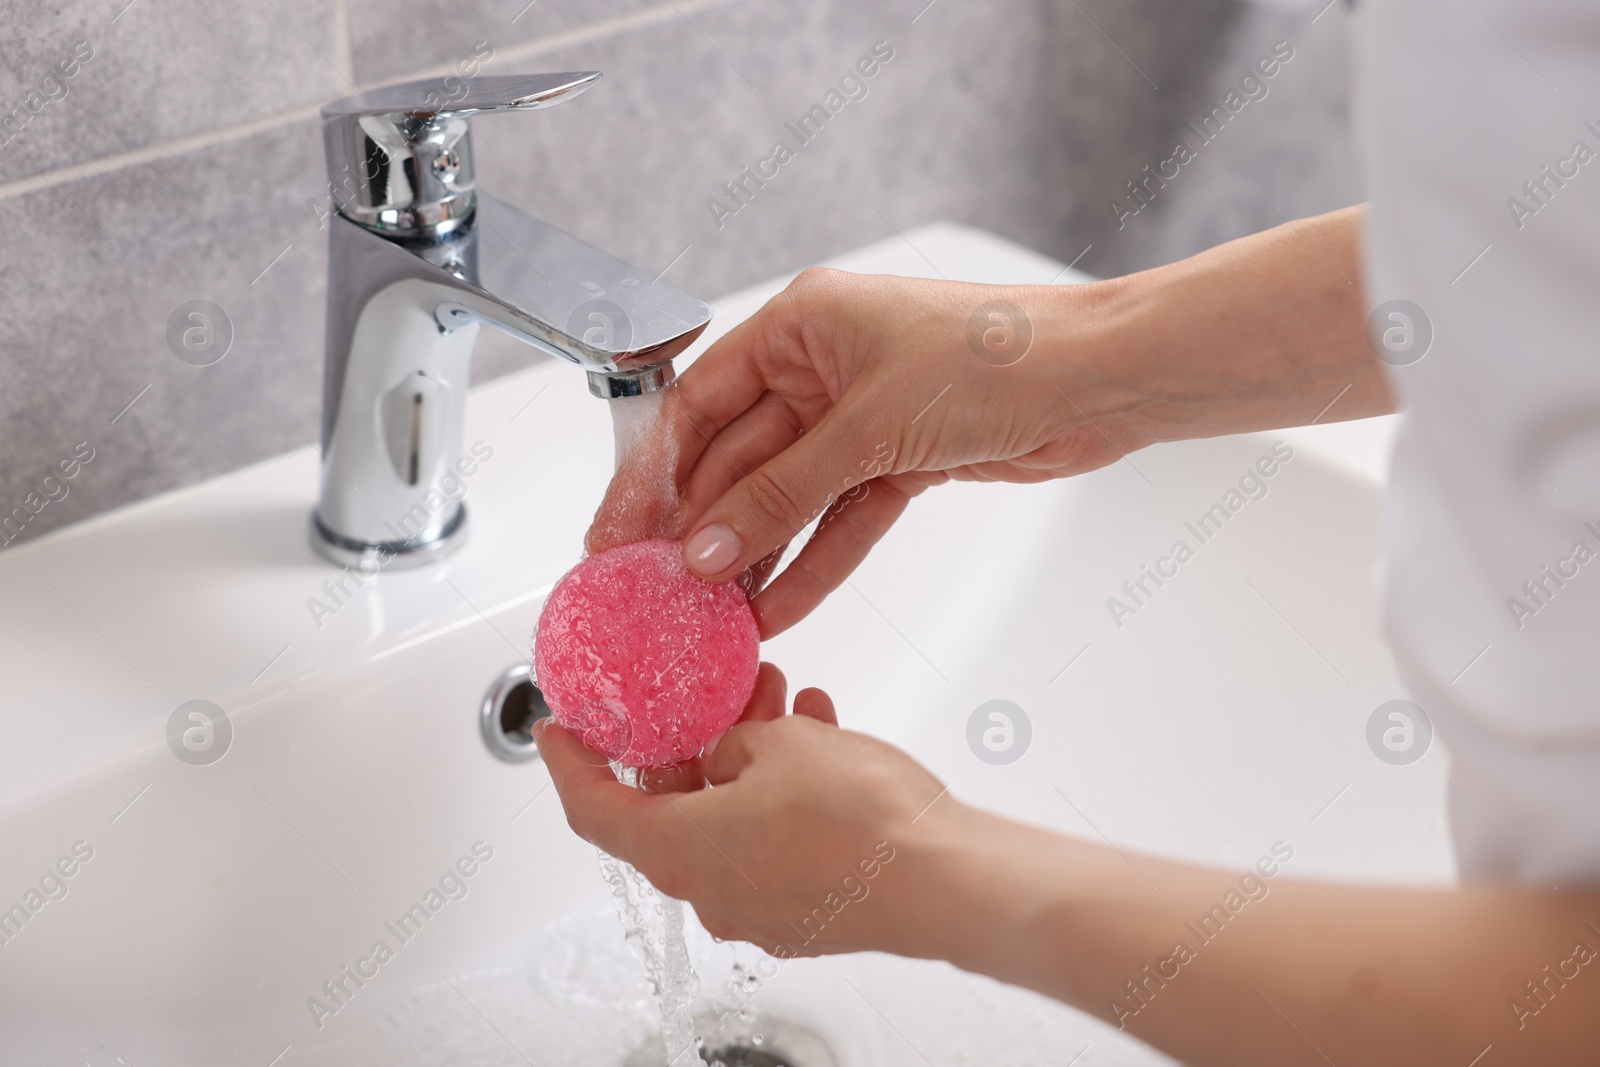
1012,274 -> 1165,458
885,797 -> 1178,1008
883,799 -> 1078,984
1031,209 -> 1386,446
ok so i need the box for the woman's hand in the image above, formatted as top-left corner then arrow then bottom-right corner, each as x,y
535,662 -> 980,958
587,268 -> 1139,637
539,677 -> 1600,1067
588,208 -> 1392,637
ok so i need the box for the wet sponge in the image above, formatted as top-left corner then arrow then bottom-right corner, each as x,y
533,538 -> 760,768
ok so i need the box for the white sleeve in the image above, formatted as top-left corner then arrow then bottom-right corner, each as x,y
1361,0 -> 1600,885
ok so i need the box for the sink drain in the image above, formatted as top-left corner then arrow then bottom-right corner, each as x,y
625,1010 -> 836,1067
480,662 -> 552,763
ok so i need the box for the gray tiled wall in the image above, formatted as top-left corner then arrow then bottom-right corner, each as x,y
0,0 -> 1360,549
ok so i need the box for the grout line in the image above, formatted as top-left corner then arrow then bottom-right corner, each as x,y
0,0 -> 746,205
0,101 -> 326,202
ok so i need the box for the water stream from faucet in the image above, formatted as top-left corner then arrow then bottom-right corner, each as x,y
599,764 -> 700,1066
597,389 -> 687,546
598,387 -> 702,1065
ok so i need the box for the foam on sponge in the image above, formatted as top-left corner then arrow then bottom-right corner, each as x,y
533,538 -> 760,768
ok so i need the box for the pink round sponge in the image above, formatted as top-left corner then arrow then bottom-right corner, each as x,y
533,538 -> 760,768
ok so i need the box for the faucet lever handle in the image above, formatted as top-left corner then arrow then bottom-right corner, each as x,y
322,72 -> 601,121
321,72 -> 601,234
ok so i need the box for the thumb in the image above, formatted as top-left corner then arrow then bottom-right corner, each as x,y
682,410 -> 892,580
701,720 -> 764,786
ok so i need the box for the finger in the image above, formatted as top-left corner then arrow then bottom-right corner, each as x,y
701,719 -> 766,787
680,388 -> 797,490
737,662 -> 788,724
639,760 -> 706,795
698,661 -> 784,781
678,391 -> 804,523
793,687 -> 838,725
671,301 -> 805,482
749,473 -> 915,638
533,720 -> 667,860
682,406 -> 886,582
739,541 -> 790,600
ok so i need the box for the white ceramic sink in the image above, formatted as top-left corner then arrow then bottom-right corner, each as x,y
0,225 -> 1446,1066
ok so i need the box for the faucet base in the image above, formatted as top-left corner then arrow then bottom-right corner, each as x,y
309,505 -> 468,571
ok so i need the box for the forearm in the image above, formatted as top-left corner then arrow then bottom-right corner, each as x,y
903,804 -> 1600,1066
1052,204 -> 1392,448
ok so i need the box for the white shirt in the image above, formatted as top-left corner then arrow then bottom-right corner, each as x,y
1362,0 -> 1600,885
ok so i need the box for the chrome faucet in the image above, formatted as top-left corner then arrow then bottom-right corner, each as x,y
310,72 -> 712,570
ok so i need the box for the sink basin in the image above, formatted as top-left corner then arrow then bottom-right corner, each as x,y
0,224 -> 1445,1066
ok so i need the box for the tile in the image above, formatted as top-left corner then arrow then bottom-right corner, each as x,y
467,0 -> 1237,305
1028,0 -> 1244,277
344,0 -> 663,85
0,118 -> 331,548
0,0 -> 346,185
1144,2 -> 1364,268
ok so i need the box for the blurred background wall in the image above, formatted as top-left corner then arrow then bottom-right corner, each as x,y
0,0 -> 1360,547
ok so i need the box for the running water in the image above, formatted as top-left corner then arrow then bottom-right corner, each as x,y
594,388 -> 701,1065
595,389 -> 686,547
609,390 -> 669,471
599,764 -> 700,1065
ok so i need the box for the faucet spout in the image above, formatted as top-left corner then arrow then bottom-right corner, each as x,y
425,193 -> 711,389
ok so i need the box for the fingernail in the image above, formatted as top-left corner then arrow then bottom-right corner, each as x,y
684,523 -> 741,575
